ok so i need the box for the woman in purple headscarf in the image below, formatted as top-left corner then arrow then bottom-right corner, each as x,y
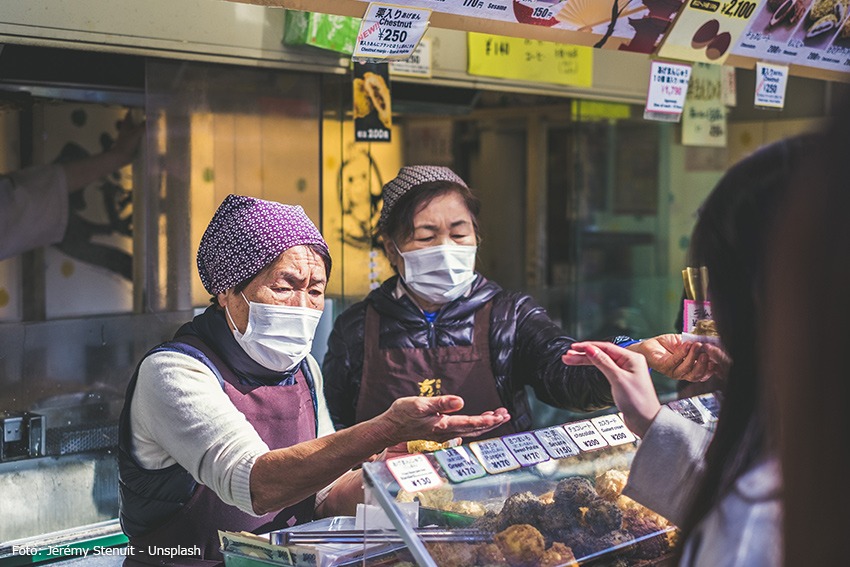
117,194 -> 509,565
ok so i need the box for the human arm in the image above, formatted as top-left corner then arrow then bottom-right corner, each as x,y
62,111 -> 144,192
562,341 -> 710,524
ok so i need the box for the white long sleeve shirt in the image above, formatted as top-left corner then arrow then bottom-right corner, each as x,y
129,350 -> 336,516
0,164 -> 68,260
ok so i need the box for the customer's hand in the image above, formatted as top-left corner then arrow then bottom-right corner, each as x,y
564,342 -> 661,437
380,395 -> 510,446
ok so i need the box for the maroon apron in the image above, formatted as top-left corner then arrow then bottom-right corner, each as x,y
355,301 -> 515,440
127,335 -> 317,567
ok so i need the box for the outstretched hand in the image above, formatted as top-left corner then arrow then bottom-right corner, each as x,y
564,342 -> 661,437
381,395 -> 510,446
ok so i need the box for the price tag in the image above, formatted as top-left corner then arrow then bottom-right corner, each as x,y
534,426 -> 580,459
502,432 -> 550,467
666,398 -> 707,425
644,61 -> 692,122
697,393 -> 721,422
754,62 -> 788,109
564,420 -> 609,452
433,446 -> 487,483
590,414 -> 636,446
469,438 -> 520,474
354,3 -> 431,61
386,454 -> 444,494
390,37 -> 431,78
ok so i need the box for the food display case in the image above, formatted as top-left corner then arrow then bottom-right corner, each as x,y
356,393 -> 719,567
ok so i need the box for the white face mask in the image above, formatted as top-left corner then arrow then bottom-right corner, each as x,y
398,244 -> 477,305
226,293 -> 322,372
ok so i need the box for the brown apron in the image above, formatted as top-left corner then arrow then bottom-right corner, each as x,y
126,335 -> 317,567
355,301 -> 514,440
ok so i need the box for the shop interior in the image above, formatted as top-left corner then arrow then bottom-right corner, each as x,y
0,0 -> 846,555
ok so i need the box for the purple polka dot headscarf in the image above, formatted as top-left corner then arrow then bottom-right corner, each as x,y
197,194 -> 329,295
378,165 -> 468,228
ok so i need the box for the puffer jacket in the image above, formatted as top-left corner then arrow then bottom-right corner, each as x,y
323,274 -> 617,433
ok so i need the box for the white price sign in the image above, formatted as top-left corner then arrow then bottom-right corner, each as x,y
645,61 -> 692,122
564,420 -> 609,452
534,426 -> 580,460
502,432 -> 550,467
754,62 -> 788,109
590,414 -> 637,446
434,446 -> 487,483
469,438 -> 520,474
354,3 -> 431,61
386,454 -> 444,493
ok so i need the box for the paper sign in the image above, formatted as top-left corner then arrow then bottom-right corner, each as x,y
433,446 -> 487,483
469,438 -> 520,474
645,61 -> 692,122
754,62 -> 788,108
721,65 -> 737,107
468,33 -> 593,88
564,420 -> 609,452
658,0 -> 764,65
683,299 -> 713,333
386,454 -> 444,493
354,2 -> 431,61
502,432 -> 550,467
353,61 -> 392,143
534,426 -> 581,459
683,63 -> 727,147
390,37 -> 432,77
590,414 -> 637,446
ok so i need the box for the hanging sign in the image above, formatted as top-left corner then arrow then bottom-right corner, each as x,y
389,37 -> 432,77
353,61 -> 393,142
468,33 -> 593,87
732,1 -> 850,74
658,0 -> 763,65
754,61 -> 789,108
683,62 -> 727,147
353,2 -> 431,61
644,60 -> 693,122
386,453 -> 444,493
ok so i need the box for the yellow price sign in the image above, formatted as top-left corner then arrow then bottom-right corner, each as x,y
467,33 -> 593,88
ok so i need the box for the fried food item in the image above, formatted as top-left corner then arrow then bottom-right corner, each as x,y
444,499 -> 487,517
395,483 -> 454,509
363,72 -> 392,129
475,543 -> 508,566
595,469 -> 629,502
406,439 -> 453,453
499,491 -> 547,527
538,542 -> 578,567
424,542 -> 479,567
494,524 -> 546,567
352,78 -> 373,118
584,499 -> 624,536
554,476 -> 598,509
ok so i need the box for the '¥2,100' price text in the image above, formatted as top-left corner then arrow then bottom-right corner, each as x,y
721,0 -> 757,19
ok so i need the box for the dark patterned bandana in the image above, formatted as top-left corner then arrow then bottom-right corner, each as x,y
197,194 -> 328,295
379,165 -> 468,228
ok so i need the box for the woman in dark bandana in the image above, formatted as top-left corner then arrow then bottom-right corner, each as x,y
118,194 -> 509,566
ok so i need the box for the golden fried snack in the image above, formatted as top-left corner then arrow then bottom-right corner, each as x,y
595,469 -> 629,502
475,543 -> 508,566
444,499 -> 487,517
352,78 -> 373,118
395,483 -> 454,509
494,524 -> 546,567
363,72 -> 392,129
424,542 -> 479,567
538,542 -> 578,567
406,439 -> 453,453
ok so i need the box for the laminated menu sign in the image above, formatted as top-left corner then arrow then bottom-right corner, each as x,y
502,432 -> 550,467
732,0 -> 850,74
644,61 -> 693,122
682,62 -> 727,147
657,0 -> 763,65
353,61 -> 392,142
564,420 -> 609,451
534,425 -> 581,459
434,446 -> 487,483
386,454 -> 444,493
754,61 -> 789,108
590,414 -> 637,446
469,438 -> 521,474
353,2 -> 431,61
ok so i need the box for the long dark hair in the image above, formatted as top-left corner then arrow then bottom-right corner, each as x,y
764,105 -> 850,566
678,136 -> 808,543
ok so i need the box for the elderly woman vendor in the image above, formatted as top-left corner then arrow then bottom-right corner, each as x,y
323,166 -> 719,437
118,195 -> 508,564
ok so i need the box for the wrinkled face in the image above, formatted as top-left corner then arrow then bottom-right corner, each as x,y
384,192 -> 477,279
218,245 -> 326,334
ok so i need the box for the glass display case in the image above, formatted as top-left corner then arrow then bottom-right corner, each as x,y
355,394 -> 719,567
